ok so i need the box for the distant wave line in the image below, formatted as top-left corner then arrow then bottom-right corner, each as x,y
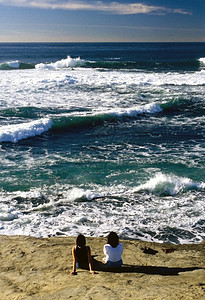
0,56 -> 204,71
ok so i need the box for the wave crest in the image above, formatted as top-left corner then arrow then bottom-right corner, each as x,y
35,56 -> 85,70
0,103 -> 162,142
0,60 -> 35,70
52,102 -> 163,131
0,118 -> 53,143
134,173 -> 205,196
199,57 -> 205,66
111,102 -> 162,117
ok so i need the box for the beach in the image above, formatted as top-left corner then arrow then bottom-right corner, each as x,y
0,235 -> 204,299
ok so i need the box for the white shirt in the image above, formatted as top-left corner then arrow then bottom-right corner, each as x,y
103,243 -> 123,263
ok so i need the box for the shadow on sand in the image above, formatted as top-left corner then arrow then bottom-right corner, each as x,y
92,258 -> 203,276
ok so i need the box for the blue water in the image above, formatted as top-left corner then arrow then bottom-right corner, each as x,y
0,43 -> 205,244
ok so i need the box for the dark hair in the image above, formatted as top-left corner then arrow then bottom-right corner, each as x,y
76,234 -> 86,248
107,231 -> 119,248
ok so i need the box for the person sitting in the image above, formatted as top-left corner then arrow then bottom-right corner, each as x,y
70,234 -> 95,275
103,231 -> 123,268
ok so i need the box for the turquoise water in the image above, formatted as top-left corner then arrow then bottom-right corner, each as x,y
0,43 -> 205,244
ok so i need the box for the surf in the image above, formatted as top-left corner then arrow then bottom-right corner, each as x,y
0,118 -> 53,143
1,56 -> 204,72
199,57 -> 205,67
0,103 -> 162,143
52,102 -> 162,131
0,60 -> 35,70
35,56 -> 85,70
133,172 -> 205,196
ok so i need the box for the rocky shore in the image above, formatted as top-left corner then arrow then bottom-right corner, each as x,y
0,235 -> 204,299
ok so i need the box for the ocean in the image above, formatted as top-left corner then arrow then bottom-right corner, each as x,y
0,42 -> 205,244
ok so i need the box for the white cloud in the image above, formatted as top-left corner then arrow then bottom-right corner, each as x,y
0,0 -> 192,15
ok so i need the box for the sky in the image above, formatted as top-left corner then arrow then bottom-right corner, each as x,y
0,0 -> 204,42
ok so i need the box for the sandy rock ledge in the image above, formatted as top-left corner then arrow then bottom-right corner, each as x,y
0,235 -> 204,299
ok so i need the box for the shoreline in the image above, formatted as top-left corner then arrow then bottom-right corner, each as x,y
0,235 -> 204,299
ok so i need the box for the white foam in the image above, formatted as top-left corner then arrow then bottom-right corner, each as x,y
35,56 -> 84,70
9,61 -> 20,68
111,102 -> 162,117
0,60 -> 20,69
199,57 -> 205,66
69,68 -> 205,86
15,190 -> 47,200
0,67 -> 204,112
0,183 -> 204,243
133,173 -> 205,196
57,188 -> 104,203
0,212 -> 18,221
0,118 -> 53,143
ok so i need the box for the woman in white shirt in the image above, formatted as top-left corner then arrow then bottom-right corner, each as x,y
103,232 -> 123,268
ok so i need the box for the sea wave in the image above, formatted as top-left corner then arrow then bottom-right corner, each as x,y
2,96 -> 204,143
0,56 -> 84,71
59,174 -> 205,201
0,118 -> 53,143
199,57 -> 205,66
56,188 -> 104,203
35,56 -> 85,70
34,56 -> 204,71
160,97 -> 205,116
0,103 -> 162,143
33,56 -> 205,71
133,173 -> 205,196
52,102 -> 163,131
1,95 -> 203,143
1,56 -> 203,71
0,60 -> 35,70
86,59 -> 203,71
111,102 -> 163,117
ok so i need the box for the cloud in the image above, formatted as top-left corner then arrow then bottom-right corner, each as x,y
0,0 -> 192,15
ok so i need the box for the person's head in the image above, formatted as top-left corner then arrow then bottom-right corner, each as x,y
107,231 -> 119,248
76,234 -> 86,248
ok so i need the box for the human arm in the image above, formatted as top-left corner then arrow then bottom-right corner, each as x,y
103,244 -> 108,255
119,243 -> 123,255
102,244 -> 109,263
70,246 -> 77,275
87,246 -> 95,274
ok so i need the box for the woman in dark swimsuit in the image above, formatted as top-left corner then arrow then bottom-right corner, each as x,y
70,234 -> 95,275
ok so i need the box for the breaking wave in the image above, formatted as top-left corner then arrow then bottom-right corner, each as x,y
52,102 -> 162,131
0,56 -> 84,71
199,57 -> 205,67
1,56 -> 204,71
0,118 -> 53,143
0,60 -> 35,70
133,173 -> 205,196
1,95 -> 204,143
35,56 -> 85,70
0,103 -> 162,143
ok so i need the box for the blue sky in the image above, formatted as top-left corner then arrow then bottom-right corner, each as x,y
0,0 -> 204,42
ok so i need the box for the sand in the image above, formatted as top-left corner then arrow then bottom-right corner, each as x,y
0,235 -> 204,300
